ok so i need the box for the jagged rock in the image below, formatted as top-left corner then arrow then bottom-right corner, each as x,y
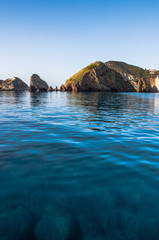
137,78 -> 152,92
48,86 -> 54,92
28,74 -> 48,92
0,77 -> 28,91
54,86 -> 58,91
0,206 -> 36,240
0,80 -> 3,90
59,84 -> 66,91
34,204 -> 82,240
65,62 -> 129,92
123,80 -> 136,92
105,61 -> 159,92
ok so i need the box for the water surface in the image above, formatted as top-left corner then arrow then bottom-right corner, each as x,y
1,91 -> 159,239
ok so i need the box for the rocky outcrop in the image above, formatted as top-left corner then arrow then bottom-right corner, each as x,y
137,78 -> 153,92
65,61 -> 134,92
121,73 -> 138,90
34,204 -> 82,240
59,84 -> 66,91
105,61 -> 159,92
0,77 -> 28,91
54,86 -> 58,91
0,80 -> 3,90
48,86 -> 54,92
28,74 -> 48,92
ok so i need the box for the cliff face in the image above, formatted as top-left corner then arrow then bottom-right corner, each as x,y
137,78 -> 153,92
0,77 -> 28,91
105,61 -> 159,92
65,62 -> 134,92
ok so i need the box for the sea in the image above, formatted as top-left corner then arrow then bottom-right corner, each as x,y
1,91 -> 159,240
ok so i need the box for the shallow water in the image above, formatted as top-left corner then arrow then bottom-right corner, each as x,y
1,91 -> 159,239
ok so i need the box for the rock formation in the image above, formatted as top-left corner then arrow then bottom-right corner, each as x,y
28,74 -> 48,92
0,61 -> 158,93
105,61 -> 159,92
0,80 -> 3,90
137,78 -> 153,92
48,86 -> 54,92
54,86 -> 58,91
59,84 -> 66,91
0,77 -> 28,91
64,61 -> 134,92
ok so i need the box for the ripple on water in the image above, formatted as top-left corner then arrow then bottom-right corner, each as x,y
1,91 -> 159,239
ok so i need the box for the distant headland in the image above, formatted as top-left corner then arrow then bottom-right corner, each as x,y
0,61 -> 159,93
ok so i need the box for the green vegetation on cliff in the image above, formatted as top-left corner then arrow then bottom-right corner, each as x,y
105,61 -> 159,79
65,61 -> 102,86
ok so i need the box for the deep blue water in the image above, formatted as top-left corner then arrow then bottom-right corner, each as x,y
1,91 -> 159,239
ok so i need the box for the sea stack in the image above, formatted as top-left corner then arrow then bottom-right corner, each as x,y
28,74 -> 49,92
59,84 -> 66,91
54,86 -> 58,91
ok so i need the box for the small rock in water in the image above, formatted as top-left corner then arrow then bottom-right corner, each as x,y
54,86 -> 58,91
59,84 -> 66,91
48,86 -> 54,92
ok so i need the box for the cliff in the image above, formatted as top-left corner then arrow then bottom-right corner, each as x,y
64,61 -> 134,92
105,61 -> 159,91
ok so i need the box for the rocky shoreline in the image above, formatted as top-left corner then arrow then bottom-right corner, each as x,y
0,61 -> 159,93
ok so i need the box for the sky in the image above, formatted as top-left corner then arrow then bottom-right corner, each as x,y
0,0 -> 159,87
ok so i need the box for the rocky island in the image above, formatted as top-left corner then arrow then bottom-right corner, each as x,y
64,61 -> 159,92
0,77 -> 28,91
64,61 -> 134,92
0,61 -> 159,93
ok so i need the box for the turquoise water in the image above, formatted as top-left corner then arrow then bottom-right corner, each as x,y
1,91 -> 159,239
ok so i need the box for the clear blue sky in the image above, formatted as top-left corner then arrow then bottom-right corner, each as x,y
0,0 -> 158,87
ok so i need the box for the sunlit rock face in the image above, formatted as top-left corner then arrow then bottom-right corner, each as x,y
65,62 -> 135,92
137,78 -> 153,92
155,75 -> 159,91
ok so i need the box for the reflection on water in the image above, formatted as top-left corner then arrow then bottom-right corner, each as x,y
1,91 -> 159,239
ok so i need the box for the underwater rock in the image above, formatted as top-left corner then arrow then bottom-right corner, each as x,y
28,74 -> 49,92
34,203 -> 82,240
0,206 -> 36,240
34,216 -> 61,240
